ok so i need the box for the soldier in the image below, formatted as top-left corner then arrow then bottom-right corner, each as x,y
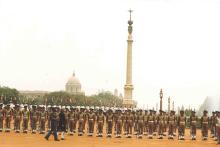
5,104 -> 12,132
106,109 -> 114,137
0,103 -> 4,132
59,107 -> 67,140
189,110 -> 198,140
68,107 -> 77,135
210,111 -> 216,138
22,104 -> 29,133
148,110 -> 155,139
14,104 -> 22,133
87,108 -> 96,136
157,110 -> 164,139
215,111 -> 220,144
133,110 -> 138,135
163,111 -> 168,136
39,106 -> 47,134
168,110 -> 176,139
44,106 -> 59,141
125,109 -> 134,138
30,105 -> 38,134
96,109 -> 104,137
137,109 -> 144,138
64,107 -> 69,132
153,110 -> 157,136
143,110 -> 148,136
201,110 -> 209,140
47,105 -> 52,131
78,107 -> 86,136
177,110 -> 186,140
115,109 -> 123,138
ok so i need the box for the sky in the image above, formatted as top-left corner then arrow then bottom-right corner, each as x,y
1,0 -> 220,109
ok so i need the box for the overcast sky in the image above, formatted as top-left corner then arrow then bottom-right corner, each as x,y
1,0 -> 220,109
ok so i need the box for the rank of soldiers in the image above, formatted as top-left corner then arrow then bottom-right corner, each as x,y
0,102 -> 220,144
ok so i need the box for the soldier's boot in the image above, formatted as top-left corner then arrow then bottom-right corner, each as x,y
0,128 -> 2,132
148,134 -> 153,139
138,134 -> 143,139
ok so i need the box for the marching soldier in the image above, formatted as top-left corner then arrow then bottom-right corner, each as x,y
5,104 -> 12,132
125,109 -> 134,138
177,110 -> 186,140
143,110 -> 148,135
106,109 -> 114,137
210,111 -> 216,138
215,111 -> 220,144
64,107 -> 69,132
115,109 -> 123,138
201,110 -> 209,140
0,103 -> 4,132
39,106 -> 47,134
68,107 -> 77,135
59,107 -> 67,140
14,104 -> 22,133
137,109 -> 144,138
168,110 -> 176,139
148,110 -> 155,139
47,106 -> 52,131
87,108 -> 96,136
78,107 -> 86,136
189,110 -> 198,140
96,109 -> 104,137
30,105 -> 38,134
22,104 -> 29,133
157,110 -> 164,139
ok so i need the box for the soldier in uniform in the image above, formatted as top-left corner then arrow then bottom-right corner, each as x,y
210,111 -> 216,138
44,106 -> 59,141
96,109 -> 105,137
5,104 -> 12,132
201,110 -> 209,140
153,110 -> 157,136
22,104 -> 29,133
115,109 -> 123,138
163,111 -> 168,136
168,110 -> 176,139
87,108 -> 96,136
30,105 -> 38,134
133,110 -> 138,135
64,107 -> 69,132
215,111 -> 220,144
143,110 -> 148,136
13,104 -> 22,133
47,106 -> 52,131
177,110 -> 186,140
137,109 -> 144,138
39,106 -> 47,134
157,110 -> 164,139
189,110 -> 198,140
106,109 -> 114,137
59,107 -> 67,140
125,109 -> 134,138
0,103 -> 5,132
148,110 -> 155,139
78,107 -> 86,136
68,107 -> 77,135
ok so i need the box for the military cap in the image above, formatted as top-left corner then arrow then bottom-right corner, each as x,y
203,110 -> 208,113
191,110 -> 196,113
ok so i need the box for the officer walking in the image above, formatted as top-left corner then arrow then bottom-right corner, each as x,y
44,106 -> 59,141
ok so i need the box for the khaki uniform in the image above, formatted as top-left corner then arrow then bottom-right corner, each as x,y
201,115 -> 209,139
39,110 -> 46,133
78,111 -> 86,135
137,112 -> 144,137
5,108 -> 12,131
148,113 -> 155,137
47,109 -> 52,130
87,112 -> 96,135
177,115 -> 186,139
168,114 -> 176,138
115,112 -> 123,137
68,110 -> 77,134
30,110 -> 38,133
14,109 -> 22,132
210,114 -> 216,138
0,108 -> 4,131
125,113 -> 134,136
97,112 -> 104,136
22,109 -> 29,132
157,114 -> 164,137
189,114 -> 197,139
106,112 -> 114,136
143,113 -> 148,135
216,116 -> 220,144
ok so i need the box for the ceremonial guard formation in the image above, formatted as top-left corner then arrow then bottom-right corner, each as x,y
0,102 -> 219,144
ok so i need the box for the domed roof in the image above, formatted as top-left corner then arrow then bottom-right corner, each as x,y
66,72 -> 81,85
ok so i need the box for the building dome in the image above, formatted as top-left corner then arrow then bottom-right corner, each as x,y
65,72 -> 82,94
